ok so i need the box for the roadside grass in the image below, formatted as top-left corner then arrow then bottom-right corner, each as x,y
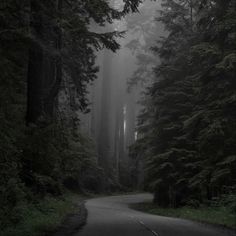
0,193 -> 84,236
131,202 -> 236,229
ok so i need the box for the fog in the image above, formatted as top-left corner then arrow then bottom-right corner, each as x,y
79,0 -> 165,187
1,0 -> 235,234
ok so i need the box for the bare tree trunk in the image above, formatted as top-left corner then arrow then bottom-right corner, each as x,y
98,49 -> 113,172
26,0 -> 44,124
26,0 -> 62,124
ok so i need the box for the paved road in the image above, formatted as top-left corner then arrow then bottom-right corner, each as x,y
77,193 -> 236,236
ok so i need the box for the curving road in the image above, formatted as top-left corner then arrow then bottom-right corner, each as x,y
77,193 -> 236,236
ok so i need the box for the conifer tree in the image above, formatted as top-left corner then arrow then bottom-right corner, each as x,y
132,0 -> 236,207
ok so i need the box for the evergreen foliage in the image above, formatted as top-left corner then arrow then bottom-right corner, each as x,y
0,0 -> 143,229
131,0 -> 236,207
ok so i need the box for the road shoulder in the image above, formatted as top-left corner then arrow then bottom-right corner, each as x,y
130,201 -> 236,233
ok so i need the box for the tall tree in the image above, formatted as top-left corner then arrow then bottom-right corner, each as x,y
132,0 -> 236,207
98,49 -> 113,171
0,0 -> 146,227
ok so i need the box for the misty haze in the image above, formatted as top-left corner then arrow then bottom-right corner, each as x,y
0,1 -> 235,236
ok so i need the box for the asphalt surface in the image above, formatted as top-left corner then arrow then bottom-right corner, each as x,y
77,193 -> 236,236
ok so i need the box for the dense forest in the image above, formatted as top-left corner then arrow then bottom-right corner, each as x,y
131,0 -> 236,208
0,0 -> 141,232
0,0 -> 236,235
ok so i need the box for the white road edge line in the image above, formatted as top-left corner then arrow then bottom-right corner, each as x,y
138,220 -> 160,236
129,216 -> 160,236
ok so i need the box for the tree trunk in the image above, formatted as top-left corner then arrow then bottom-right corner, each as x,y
26,0 -> 44,124
26,0 -> 62,124
98,49 -> 113,172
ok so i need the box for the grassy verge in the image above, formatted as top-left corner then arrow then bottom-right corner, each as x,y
0,193 -> 85,236
131,202 -> 236,229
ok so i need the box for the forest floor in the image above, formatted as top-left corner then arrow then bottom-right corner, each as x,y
0,191 -> 136,236
2,193 -> 235,236
130,202 -> 236,230
0,193 -> 87,236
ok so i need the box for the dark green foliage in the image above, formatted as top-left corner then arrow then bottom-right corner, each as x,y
131,199 -> 236,228
131,0 -> 236,208
0,0 -> 144,230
